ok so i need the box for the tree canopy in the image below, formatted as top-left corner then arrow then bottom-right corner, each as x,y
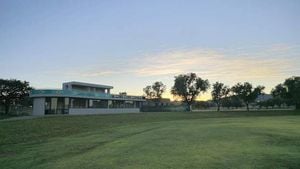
211,82 -> 230,111
171,73 -> 209,111
0,79 -> 32,114
143,81 -> 166,99
272,76 -> 300,109
231,82 -> 264,111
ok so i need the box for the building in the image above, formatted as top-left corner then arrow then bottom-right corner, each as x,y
256,94 -> 273,102
30,81 -> 146,115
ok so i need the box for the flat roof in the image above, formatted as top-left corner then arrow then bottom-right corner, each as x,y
64,81 -> 113,89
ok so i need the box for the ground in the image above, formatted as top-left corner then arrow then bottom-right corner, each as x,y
1,111 -> 300,169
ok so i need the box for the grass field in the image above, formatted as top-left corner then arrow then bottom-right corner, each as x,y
1,111 -> 300,169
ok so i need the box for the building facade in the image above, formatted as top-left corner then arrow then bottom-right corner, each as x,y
30,81 -> 145,115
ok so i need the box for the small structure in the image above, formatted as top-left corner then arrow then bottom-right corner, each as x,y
256,94 -> 273,102
30,81 -> 145,115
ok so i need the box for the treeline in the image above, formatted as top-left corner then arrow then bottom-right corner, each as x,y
1,73 -> 299,115
144,73 -> 300,111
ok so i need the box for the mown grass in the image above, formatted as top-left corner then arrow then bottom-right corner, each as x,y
1,110 -> 300,169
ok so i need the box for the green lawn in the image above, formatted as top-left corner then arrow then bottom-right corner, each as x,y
1,111 -> 300,169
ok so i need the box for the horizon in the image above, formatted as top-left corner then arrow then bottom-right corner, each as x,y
1,0 -> 300,101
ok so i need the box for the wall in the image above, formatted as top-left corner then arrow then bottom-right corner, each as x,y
32,98 -> 45,116
69,108 -> 140,115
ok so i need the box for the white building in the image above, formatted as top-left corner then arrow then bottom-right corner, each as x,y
30,81 -> 145,115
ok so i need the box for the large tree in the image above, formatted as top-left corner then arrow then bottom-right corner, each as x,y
0,79 -> 32,114
211,82 -> 230,111
171,73 -> 209,111
271,84 -> 287,98
143,81 -> 166,99
231,82 -> 264,111
271,84 -> 287,107
273,76 -> 300,109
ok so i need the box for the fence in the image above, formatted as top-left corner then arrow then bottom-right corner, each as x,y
0,105 -> 32,116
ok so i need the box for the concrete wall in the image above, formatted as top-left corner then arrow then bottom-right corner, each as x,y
32,98 -> 45,116
69,108 -> 140,115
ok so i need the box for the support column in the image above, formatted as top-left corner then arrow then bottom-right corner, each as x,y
32,98 -> 45,116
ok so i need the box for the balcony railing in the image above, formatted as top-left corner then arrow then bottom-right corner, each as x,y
30,89 -> 145,101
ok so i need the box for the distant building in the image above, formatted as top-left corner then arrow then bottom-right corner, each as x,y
256,94 -> 273,102
30,81 -> 145,115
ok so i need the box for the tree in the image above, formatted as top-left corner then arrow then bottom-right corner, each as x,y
231,82 -> 264,111
143,81 -> 166,99
274,76 -> 300,109
143,85 -> 154,99
271,84 -> 287,98
171,73 -> 209,111
271,84 -> 287,108
0,79 -> 32,114
221,95 -> 243,109
152,81 -> 166,99
211,82 -> 230,111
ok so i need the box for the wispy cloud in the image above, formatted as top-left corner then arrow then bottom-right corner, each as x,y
60,44 -> 300,83
54,43 -> 299,98
66,71 -> 120,77
132,47 -> 299,82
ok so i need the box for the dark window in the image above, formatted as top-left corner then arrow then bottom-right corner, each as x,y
45,97 -> 69,114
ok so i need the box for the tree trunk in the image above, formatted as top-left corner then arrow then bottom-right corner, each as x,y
296,103 -> 300,110
4,104 -> 10,115
246,103 -> 249,111
186,102 -> 192,112
217,104 -> 220,111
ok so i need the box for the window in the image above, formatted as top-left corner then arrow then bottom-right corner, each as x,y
89,99 -> 108,108
71,98 -> 88,108
45,97 -> 69,114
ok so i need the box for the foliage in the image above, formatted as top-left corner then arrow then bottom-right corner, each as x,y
221,96 -> 243,109
274,76 -> 300,109
171,73 -> 209,111
192,101 -> 213,109
211,82 -> 230,111
143,86 -> 154,99
271,84 -> 287,98
119,92 -> 127,96
231,82 -> 264,111
143,81 -> 166,99
152,81 -> 166,99
0,79 -> 32,114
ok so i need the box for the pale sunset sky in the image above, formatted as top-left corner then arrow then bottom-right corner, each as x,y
1,0 -> 300,100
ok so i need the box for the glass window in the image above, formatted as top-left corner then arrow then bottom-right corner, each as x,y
71,98 -> 88,108
51,98 -> 58,114
108,100 -> 112,108
45,98 -> 51,114
45,97 -> 69,114
125,101 -> 134,108
64,98 -> 69,108
89,99 -> 108,108
111,100 -> 125,108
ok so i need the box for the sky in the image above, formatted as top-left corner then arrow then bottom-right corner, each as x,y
1,0 -> 300,100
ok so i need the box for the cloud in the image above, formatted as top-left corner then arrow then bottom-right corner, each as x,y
72,71 -> 120,77
61,44 -> 299,84
133,49 -> 223,77
132,48 -> 298,82
56,43 -> 300,98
